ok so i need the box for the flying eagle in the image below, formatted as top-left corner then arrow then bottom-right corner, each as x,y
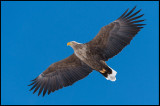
28,6 -> 145,96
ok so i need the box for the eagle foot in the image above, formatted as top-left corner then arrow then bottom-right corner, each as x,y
99,69 -> 106,73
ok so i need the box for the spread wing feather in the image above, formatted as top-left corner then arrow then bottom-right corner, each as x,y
28,54 -> 92,96
87,6 -> 145,61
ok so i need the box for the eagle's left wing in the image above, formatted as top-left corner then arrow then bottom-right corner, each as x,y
87,6 -> 145,61
28,54 -> 92,96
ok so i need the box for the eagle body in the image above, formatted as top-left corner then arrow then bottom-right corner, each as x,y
73,43 -> 112,75
29,6 -> 145,96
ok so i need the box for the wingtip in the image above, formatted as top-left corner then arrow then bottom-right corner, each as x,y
139,9 -> 142,12
33,91 -> 36,94
38,92 -> 41,96
43,93 -> 46,97
42,88 -> 47,97
48,90 -> 51,95
118,8 -> 129,19
29,88 -> 33,91
133,6 -> 137,10
30,78 -> 37,82
134,5 -> 137,9
28,82 -> 35,86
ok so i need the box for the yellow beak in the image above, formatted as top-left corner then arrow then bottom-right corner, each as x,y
67,42 -> 71,46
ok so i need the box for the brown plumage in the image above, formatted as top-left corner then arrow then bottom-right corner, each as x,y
28,6 -> 145,96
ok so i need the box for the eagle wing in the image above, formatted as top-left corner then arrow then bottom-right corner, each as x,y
28,54 -> 92,96
87,6 -> 145,61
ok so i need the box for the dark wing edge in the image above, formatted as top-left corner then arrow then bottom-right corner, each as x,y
28,54 -> 92,96
87,6 -> 146,61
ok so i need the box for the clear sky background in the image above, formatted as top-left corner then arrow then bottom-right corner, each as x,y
1,1 -> 159,105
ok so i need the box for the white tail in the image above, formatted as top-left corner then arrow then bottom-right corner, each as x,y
106,66 -> 117,82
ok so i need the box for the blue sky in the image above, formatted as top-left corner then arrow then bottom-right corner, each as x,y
1,1 -> 159,105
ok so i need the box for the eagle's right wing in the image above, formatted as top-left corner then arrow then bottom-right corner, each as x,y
87,6 -> 145,61
28,54 -> 92,96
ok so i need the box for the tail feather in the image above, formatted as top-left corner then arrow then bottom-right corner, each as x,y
100,66 -> 117,82
106,66 -> 117,81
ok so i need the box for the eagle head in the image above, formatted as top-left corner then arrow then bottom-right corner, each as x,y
67,41 -> 81,48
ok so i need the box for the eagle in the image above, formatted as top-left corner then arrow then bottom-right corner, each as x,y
28,6 -> 145,96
